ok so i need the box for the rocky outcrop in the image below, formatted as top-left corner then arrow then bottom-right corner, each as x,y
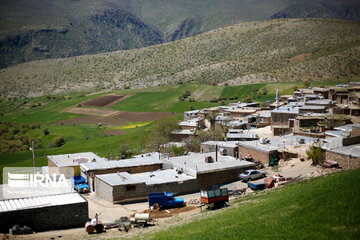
90,9 -> 163,47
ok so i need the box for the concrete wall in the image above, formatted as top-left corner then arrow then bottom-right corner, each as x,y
326,151 -> 360,169
86,164 -> 162,190
102,178 -> 198,203
0,202 -> 88,232
48,159 -> 79,176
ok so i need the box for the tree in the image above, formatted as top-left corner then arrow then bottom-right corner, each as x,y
306,144 -> 325,165
185,129 -> 224,152
119,144 -> 133,159
146,116 -> 179,151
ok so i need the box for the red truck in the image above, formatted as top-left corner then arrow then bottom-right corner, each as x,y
200,188 -> 229,209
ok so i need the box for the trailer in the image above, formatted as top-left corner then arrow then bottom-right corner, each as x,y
200,188 -> 229,209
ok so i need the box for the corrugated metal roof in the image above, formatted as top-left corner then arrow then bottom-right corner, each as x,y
0,193 -> 86,213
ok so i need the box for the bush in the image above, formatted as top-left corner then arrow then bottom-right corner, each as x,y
50,136 -> 65,147
306,145 -> 325,165
43,128 -> 50,135
119,144 -> 133,159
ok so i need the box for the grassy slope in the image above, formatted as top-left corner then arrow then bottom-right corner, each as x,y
1,18 -> 359,97
0,81 -> 344,175
128,169 -> 360,240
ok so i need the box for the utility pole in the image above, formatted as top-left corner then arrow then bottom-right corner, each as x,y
30,141 -> 36,168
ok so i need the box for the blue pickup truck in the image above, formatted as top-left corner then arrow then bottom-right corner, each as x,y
148,192 -> 185,209
71,176 -> 90,193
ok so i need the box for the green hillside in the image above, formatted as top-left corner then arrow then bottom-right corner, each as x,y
0,0 -> 359,68
1,18 -> 359,97
128,168 -> 360,240
0,81 -> 343,180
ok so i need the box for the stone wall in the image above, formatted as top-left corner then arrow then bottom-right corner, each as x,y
109,179 -> 198,203
352,126 -> 360,137
197,167 -> 252,189
0,202 -> 88,232
238,145 -> 277,165
95,177 -> 114,202
326,151 -> 360,169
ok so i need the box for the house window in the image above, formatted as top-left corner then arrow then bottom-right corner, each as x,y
126,185 -> 136,191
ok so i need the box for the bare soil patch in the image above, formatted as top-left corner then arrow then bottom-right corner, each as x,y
103,95 -> 133,107
81,95 -> 122,107
149,206 -> 199,219
55,116 -> 128,126
288,53 -> 311,64
112,111 -> 174,122
65,107 -> 119,117
104,130 -> 127,136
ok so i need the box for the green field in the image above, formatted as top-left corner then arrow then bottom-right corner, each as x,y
0,81 -> 344,180
125,168 -> 360,240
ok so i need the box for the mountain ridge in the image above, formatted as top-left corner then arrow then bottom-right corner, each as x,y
0,0 -> 360,68
1,18 -> 359,97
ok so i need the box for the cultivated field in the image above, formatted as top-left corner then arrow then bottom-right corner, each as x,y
81,95 -> 123,107
0,81 -> 345,177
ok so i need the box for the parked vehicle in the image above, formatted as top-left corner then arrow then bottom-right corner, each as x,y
148,192 -> 185,209
200,188 -> 229,209
239,169 -> 266,181
71,176 -> 90,193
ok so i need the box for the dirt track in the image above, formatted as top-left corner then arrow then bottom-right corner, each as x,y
55,116 -> 128,126
111,111 -> 174,122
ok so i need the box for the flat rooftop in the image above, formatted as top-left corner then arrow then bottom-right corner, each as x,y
0,193 -> 86,213
167,152 -> 255,174
334,124 -> 360,132
226,133 -> 259,139
171,129 -> 196,135
201,141 -> 240,148
96,169 -> 196,186
239,135 -> 318,153
271,106 -> 299,114
306,99 -> 336,105
47,152 -> 107,167
81,156 -> 162,171
328,144 -> 360,158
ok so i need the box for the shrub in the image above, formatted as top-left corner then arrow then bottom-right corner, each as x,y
306,145 -> 325,165
50,136 -> 65,147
